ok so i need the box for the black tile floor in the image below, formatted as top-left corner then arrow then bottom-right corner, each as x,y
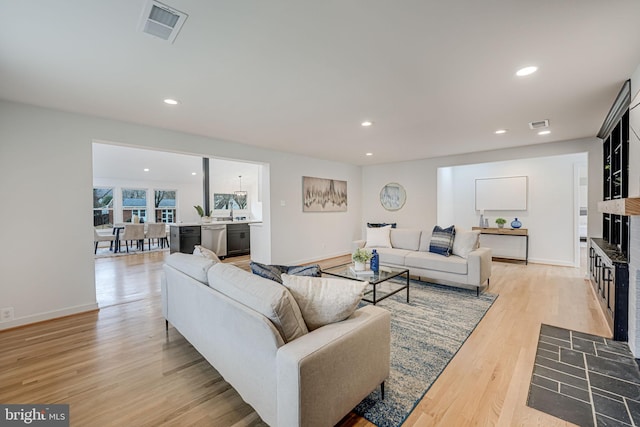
527,324 -> 640,427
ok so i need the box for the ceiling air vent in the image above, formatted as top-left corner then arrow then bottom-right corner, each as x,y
139,0 -> 188,43
528,119 -> 549,130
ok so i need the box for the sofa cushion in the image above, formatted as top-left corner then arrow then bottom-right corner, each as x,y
165,253 -> 216,284
418,230 -> 432,252
405,251 -> 468,275
452,229 -> 480,259
250,261 -> 322,284
208,263 -> 308,342
193,245 -> 221,263
281,274 -> 367,331
376,247 -> 414,266
390,229 -> 421,251
429,225 -> 456,256
365,225 -> 392,248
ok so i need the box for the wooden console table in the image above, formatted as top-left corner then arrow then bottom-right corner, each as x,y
472,227 -> 529,264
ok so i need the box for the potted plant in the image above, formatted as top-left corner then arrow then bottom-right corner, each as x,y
194,205 -> 212,223
495,217 -> 507,228
352,248 -> 372,271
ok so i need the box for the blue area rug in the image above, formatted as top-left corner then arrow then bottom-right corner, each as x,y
354,280 -> 497,426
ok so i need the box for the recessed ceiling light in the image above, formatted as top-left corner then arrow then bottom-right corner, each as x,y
366,152 -> 373,156
361,121 -> 373,127
163,98 -> 179,105
143,168 -> 150,172
538,130 -> 551,135
191,172 -> 197,175
516,66 -> 538,77
495,129 -> 507,134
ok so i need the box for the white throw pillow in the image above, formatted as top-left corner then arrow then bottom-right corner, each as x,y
193,245 -> 221,263
452,230 -> 480,259
281,274 -> 367,330
365,225 -> 392,248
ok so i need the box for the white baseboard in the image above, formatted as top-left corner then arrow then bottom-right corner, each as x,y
0,303 -> 99,331
527,257 -> 576,267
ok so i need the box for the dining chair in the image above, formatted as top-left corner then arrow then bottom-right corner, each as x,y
145,223 -> 169,250
120,224 -> 146,253
94,228 -> 116,254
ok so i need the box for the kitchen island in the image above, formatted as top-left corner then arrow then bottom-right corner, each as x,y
169,220 -> 261,257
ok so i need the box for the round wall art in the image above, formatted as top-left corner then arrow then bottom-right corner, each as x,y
380,183 -> 406,211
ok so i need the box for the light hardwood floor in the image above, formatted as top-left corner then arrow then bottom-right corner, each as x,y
0,251 -> 610,426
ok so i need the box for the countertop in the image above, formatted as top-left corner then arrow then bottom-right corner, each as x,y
170,220 -> 262,227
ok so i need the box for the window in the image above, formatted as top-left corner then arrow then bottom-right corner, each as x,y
154,190 -> 176,223
213,193 -> 247,211
93,187 -> 114,228
122,189 -> 147,222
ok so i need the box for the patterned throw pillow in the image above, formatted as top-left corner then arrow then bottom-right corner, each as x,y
250,262 -> 287,283
250,261 -> 321,284
429,225 -> 456,256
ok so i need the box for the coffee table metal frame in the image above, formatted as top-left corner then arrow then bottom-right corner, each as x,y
322,264 -> 410,305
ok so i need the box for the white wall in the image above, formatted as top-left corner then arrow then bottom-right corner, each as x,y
362,137 -> 602,243
626,63 -> 640,356
0,100 -> 361,330
437,153 -> 587,266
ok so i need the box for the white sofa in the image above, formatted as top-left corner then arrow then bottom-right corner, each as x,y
161,253 -> 391,427
355,227 -> 492,296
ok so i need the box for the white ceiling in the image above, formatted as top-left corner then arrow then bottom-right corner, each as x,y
3,1 -> 640,165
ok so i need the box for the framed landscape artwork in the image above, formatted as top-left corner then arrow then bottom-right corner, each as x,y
302,176 -> 347,212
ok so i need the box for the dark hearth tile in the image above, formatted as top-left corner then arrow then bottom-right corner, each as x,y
595,413 -> 633,427
572,337 -> 597,355
532,374 -> 558,391
592,387 -> 625,402
560,383 -> 590,403
560,347 -> 586,368
586,354 -> 640,384
593,393 -> 631,424
537,347 -> 559,361
540,335 -> 572,349
539,341 -> 560,353
527,384 -> 594,427
603,339 -> 634,355
541,324 -> 572,341
573,330 -> 606,344
535,356 -> 586,379
596,348 -> 637,365
534,365 -> 588,390
626,398 -> 640,425
589,372 -> 640,401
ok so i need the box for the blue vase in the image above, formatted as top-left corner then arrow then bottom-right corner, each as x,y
371,249 -> 379,273
511,218 -> 522,229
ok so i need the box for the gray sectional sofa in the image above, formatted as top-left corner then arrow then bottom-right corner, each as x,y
354,227 -> 492,295
161,253 -> 391,427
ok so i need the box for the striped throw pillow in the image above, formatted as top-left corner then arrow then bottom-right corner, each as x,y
429,225 -> 456,256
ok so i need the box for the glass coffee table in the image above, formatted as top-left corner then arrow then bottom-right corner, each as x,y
323,264 -> 410,305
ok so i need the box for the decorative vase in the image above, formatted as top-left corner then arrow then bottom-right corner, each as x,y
371,249 -> 379,273
202,216 -> 212,224
354,261 -> 366,271
497,223 -> 504,229
511,218 -> 522,229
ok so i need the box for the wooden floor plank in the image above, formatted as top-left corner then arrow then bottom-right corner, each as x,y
0,250 -> 608,426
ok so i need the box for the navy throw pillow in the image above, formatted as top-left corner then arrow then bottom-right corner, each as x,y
250,261 -> 287,283
429,225 -> 456,257
250,262 -> 321,284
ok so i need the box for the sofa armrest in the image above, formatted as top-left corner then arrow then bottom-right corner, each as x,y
276,305 -> 390,427
352,239 -> 366,251
467,247 -> 492,286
